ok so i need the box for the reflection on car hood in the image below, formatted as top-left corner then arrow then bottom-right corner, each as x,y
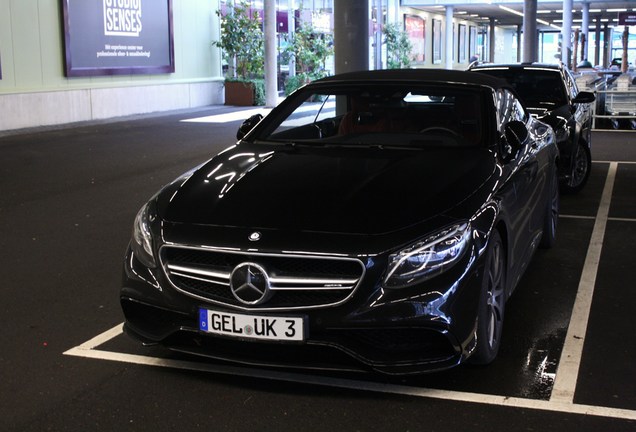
528,105 -> 571,135
528,107 -> 551,117
157,144 -> 497,235
528,104 -> 570,119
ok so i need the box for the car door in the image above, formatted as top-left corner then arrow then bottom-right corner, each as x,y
497,90 -> 547,288
564,68 -> 593,143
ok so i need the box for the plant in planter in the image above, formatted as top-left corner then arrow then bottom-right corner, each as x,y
282,19 -> 334,96
213,1 -> 265,105
383,23 -> 413,69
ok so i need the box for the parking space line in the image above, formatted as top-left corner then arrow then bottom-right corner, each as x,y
559,214 -> 595,220
72,323 -> 124,350
608,217 -> 636,223
65,322 -> 636,421
558,215 -> 635,223
550,162 -> 618,403
594,160 -> 636,165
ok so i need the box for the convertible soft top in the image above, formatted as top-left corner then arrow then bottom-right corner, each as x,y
314,69 -> 512,91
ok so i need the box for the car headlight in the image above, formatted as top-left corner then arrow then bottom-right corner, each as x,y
555,126 -> 569,143
131,202 -> 157,268
552,118 -> 569,143
383,223 -> 471,289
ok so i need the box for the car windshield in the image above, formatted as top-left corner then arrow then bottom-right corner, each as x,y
474,68 -> 567,109
255,84 -> 487,148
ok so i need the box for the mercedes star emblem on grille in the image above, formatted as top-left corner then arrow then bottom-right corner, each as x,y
229,263 -> 271,305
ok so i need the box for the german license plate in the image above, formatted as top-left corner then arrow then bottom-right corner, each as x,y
199,308 -> 305,342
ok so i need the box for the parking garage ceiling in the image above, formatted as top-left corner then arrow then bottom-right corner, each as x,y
402,0 -> 636,30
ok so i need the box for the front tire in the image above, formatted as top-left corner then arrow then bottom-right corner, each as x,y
540,168 -> 560,249
470,230 -> 506,365
562,140 -> 591,194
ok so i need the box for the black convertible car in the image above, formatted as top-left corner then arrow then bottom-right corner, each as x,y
469,63 -> 596,193
121,69 -> 559,374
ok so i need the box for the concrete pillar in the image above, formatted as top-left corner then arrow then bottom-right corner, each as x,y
561,0 -> 573,67
581,2 -> 590,61
288,0 -> 295,78
227,0 -> 236,78
445,6 -> 454,69
603,24 -> 612,68
334,0 -> 369,74
374,0 -> 383,70
264,0 -> 278,107
522,0 -> 538,62
387,0 -> 398,24
489,18 -> 496,63
594,16 -> 601,66
621,26 -> 629,73
516,25 -> 522,62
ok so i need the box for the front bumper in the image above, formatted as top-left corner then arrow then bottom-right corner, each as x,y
121,240 -> 486,375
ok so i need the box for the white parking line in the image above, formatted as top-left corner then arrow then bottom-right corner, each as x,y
609,217 -> 636,223
560,215 -> 636,223
559,214 -> 595,220
595,160 -> 636,165
65,320 -> 636,422
550,162 -> 618,403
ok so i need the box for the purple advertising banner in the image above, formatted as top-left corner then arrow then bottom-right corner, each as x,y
62,0 -> 175,77
618,12 -> 636,26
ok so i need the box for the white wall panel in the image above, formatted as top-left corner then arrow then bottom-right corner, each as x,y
0,81 -> 223,131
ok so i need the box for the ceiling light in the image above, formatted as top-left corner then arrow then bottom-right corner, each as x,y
499,5 -> 523,17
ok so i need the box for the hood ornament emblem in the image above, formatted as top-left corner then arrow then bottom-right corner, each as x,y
248,232 -> 261,242
230,263 -> 271,305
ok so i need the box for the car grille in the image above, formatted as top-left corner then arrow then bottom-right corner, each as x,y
160,246 -> 365,310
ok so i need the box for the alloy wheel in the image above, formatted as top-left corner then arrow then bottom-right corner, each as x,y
568,143 -> 589,189
485,240 -> 505,349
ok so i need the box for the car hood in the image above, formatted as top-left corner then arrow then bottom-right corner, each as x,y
157,143 -> 497,235
527,104 -> 570,123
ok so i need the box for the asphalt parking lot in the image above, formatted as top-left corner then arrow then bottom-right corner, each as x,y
1,108 -> 635,431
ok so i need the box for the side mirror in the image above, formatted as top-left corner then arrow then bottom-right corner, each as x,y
501,120 -> 528,162
572,91 -> 595,104
236,114 -> 263,140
